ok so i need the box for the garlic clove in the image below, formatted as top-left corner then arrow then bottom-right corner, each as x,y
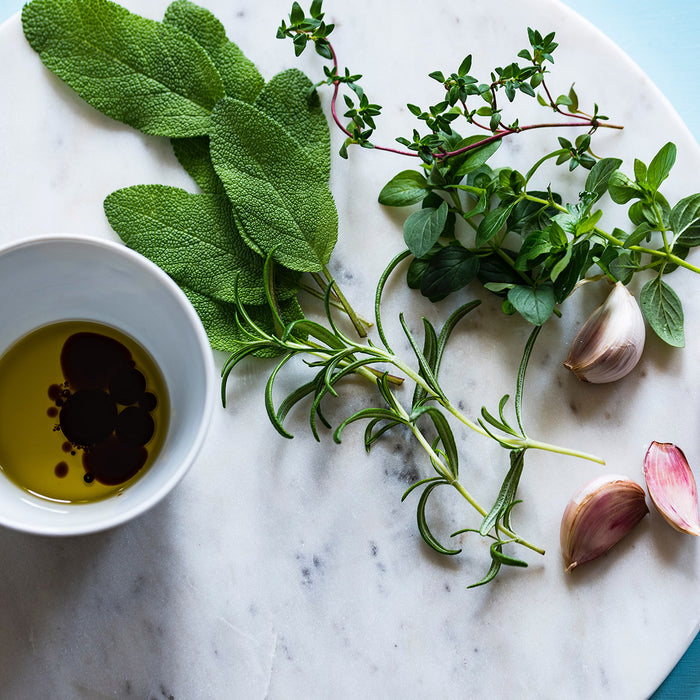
644,441 -> 700,536
564,281 -> 645,383
560,474 -> 648,572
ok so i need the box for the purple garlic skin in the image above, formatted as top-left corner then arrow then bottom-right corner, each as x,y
644,441 -> 700,536
564,282 -> 645,384
560,474 -> 649,573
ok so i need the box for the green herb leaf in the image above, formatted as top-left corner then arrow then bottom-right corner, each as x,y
640,277 -> 685,347
476,201 -> 517,246
210,97 -> 338,272
171,136 -> 225,194
451,136 -> 501,177
254,69 -> 331,181
182,284 -> 303,355
378,170 -> 431,206
163,0 -> 263,103
608,171 -> 642,205
584,157 -> 623,202
419,245 -> 480,300
647,142 -> 676,190
671,193 -> 700,246
515,229 -> 553,271
403,201 -> 449,258
22,0 -> 224,137
104,185 -> 297,306
507,284 -> 556,325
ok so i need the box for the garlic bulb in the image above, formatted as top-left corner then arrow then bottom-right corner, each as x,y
564,282 -> 645,383
560,474 -> 648,572
644,441 -> 700,536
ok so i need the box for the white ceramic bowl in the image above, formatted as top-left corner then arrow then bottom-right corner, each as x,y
0,235 -> 216,535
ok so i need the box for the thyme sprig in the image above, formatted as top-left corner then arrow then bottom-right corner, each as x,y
280,1 -> 700,348
277,2 -> 621,163
221,254 -> 603,586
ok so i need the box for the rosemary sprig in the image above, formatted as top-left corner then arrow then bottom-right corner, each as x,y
222,255 -> 603,586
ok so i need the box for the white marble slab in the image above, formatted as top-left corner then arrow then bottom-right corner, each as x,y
0,0 -> 699,698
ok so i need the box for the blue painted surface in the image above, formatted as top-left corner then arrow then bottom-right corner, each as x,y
0,0 -> 698,696
563,4 -> 699,699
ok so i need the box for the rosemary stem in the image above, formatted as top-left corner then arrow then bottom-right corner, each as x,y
322,265 -> 368,337
408,421 -> 544,554
299,281 -> 373,327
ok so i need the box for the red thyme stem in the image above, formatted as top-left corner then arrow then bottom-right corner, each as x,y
323,37 -> 622,162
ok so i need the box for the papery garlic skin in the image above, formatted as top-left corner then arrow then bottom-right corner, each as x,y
560,474 -> 648,572
644,441 -> 700,536
564,282 -> 645,383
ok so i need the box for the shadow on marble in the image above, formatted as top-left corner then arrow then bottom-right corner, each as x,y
0,496 -> 184,699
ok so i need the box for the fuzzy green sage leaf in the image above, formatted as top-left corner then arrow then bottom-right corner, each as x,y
22,0 -> 224,137
104,185 -> 297,306
164,0 -> 264,104
210,97 -> 338,272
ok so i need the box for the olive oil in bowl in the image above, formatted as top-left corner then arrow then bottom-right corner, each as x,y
0,320 -> 169,503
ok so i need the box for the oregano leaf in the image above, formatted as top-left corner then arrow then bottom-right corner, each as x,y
640,277 -> 685,347
507,284 -> 556,325
647,142 -> 677,190
378,170 -> 431,207
403,201 -> 448,258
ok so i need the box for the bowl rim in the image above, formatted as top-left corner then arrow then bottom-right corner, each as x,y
0,233 -> 217,536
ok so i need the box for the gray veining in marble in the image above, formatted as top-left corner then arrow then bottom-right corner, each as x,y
0,1 -> 699,698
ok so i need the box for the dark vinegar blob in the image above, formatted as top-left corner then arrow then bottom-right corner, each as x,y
115,406 -> 154,446
59,389 -> 117,446
47,407 -> 59,418
109,367 -> 146,405
83,436 -> 147,485
62,441 -> 72,453
60,332 -> 133,391
54,462 -> 69,478
48,384 -> 62,401
140,392 -> 157,411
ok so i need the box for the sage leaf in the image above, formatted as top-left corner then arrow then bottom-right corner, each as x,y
378,170 -> 430,207
171,136 -> 225,194
507,284 -> 556,325
22,0 -> 224,137
671,193 -> 700,246
104,185 -> 297,306
640,277 -> 685,347
210,97 -> 338,272
403,201 -> 448,258
163,0 -> 263,103
172,71 -> 331,195
254,69 -> 331,180
182,283 -> 303,355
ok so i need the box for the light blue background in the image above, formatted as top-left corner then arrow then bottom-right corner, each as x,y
0,0 -> 698,697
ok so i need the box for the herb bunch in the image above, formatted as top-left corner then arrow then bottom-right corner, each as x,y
281,1 -> 700,347
22,0 -> 627,586
222,254 -> 601,585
